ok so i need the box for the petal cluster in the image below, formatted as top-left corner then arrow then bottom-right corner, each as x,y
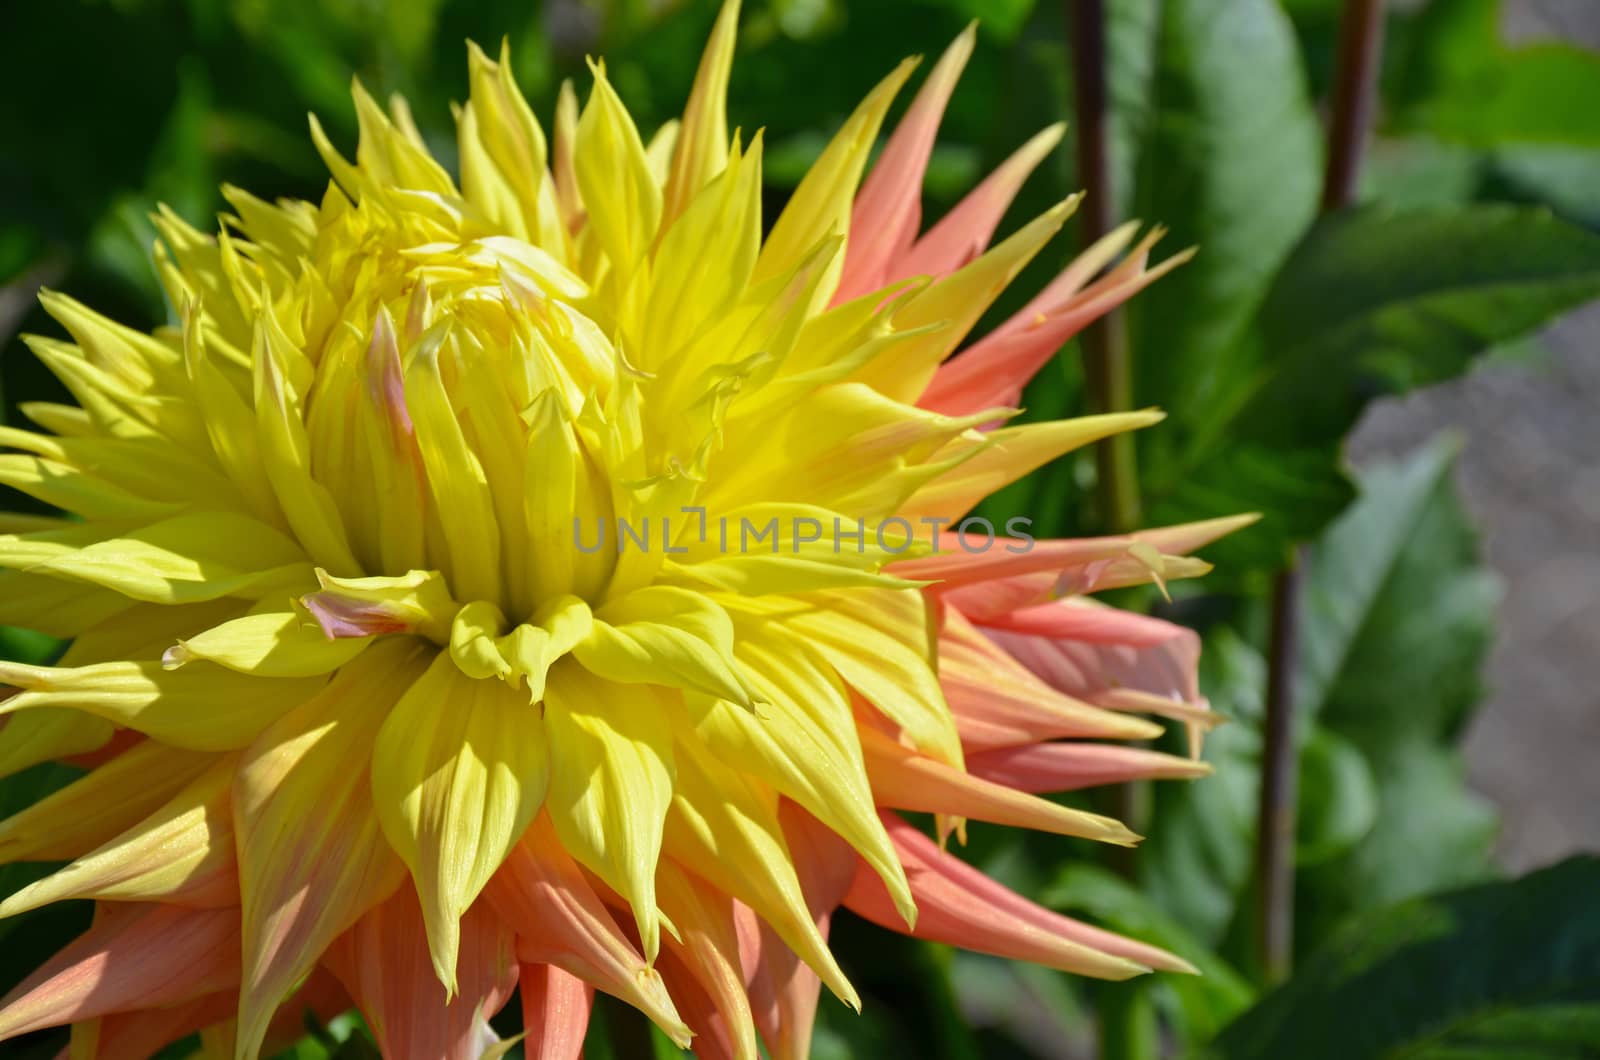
0,4 -> 1245,1057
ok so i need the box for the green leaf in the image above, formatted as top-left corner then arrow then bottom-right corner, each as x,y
916,0 -> 1038,40
1150,204 -> 1600,569
1492,145 -> 1600,225
1212,857 -> 1600,1060
1293,726 -> 1377,867
1141,628 -> 1264,946
1245,205 -> 1600,445
1300,435 -> 1499,736
1128,0 -> 1323,433
1390,0 -> 1600,149
1044,864 -> 1256,1043
1295,436 -> 1501,946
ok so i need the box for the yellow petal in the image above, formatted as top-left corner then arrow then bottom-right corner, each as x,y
372,651 -> 551,993
900,410 -> 1167,523
575,61 -> 662,286
404,324 -> 504,606
0,658 -> 325,750
162,611 -> 371,678
233,639 -> 429,1058
0,740 -> 213,863
15,511 -> 313,606
0,754 -> 237,916
0,709 -> 114,781
661,735 -> 857,1010
755,57 -> 917,303
685,618 -> 915,929
661,0 -> 741,226
543,662 -> 674,961
786,588 -> 963,768
574,586 -> 747,704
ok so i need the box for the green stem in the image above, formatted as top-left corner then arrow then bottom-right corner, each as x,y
1254,0 -> 1386,987
1069,0 -> 1142,538
1068,2 -> 1153,1053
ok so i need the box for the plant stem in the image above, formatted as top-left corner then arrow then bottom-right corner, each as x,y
1069,0 -> 1142,538
1255,548 -> 1305,987
1068,3 -> 1152,1053
1322,0 -> 1386,211
1254,0 -> 1385,988
1069,0 -> 1147,883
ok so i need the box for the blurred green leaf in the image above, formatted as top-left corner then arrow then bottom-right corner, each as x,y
1045,864 -> 1256,1043
1150,204 -> 1600,570
1142,628 -> 1264,947
914,0 -> 1037,41
1298,436 -> 1499,734
1293,727 -> 1376,867
1296,436 -> 1500,946
1246,206 -> 1600,444
1492,145 -> 1600,224
1213,857 -> 1600,1060
1129,0 -> 1322,435
1363,136 -> 1483,209
1391,0 -> 1600,149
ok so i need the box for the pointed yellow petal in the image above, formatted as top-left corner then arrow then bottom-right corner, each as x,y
0,740 -> 213,863
543,663 -> 674,961
575,62 -> 662,285
162,611 -> 370,677
755,57 -> 918,302
786,588 -> 963,768
661,736 -> 858,1010
0,754 -> 237,916
662,0 -> 741,226
404,324 -> 504,606
0,658 -> 325,750
12,511 -> 312,606
233,640 -> 429,1059
372,652 -> 551,993
901,410 -> 1166,523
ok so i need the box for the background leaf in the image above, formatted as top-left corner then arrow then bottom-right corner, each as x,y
1213,857 -> 1600,1060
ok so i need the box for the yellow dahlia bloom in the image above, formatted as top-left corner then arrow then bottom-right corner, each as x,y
0,5 -> 1248,1056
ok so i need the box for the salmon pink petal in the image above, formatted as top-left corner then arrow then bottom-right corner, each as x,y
482,816 -> 691,1045
520,963 -> 593,1060
658,860 -> 759,1060
835,24 -> 975,303
325,884 -> 517,1060
937,606 -> 1163,750
734,903 -> 826,1060
76,990 -> 235,1059
727,805 -> 857,1060
658,947 -> 744,1060
921,237 -> 1194,417
845,813 -> 1192,977
859,726 -> 1139,845
0,902 -> 240,1041
981,602 -> 1203,702
891,123 -> 1064,282
967,741 -> 1212,792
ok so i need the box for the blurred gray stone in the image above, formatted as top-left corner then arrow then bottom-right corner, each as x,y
1347,298 -> 1600,872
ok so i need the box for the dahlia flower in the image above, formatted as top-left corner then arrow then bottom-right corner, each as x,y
0,4 -> 1248,1056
